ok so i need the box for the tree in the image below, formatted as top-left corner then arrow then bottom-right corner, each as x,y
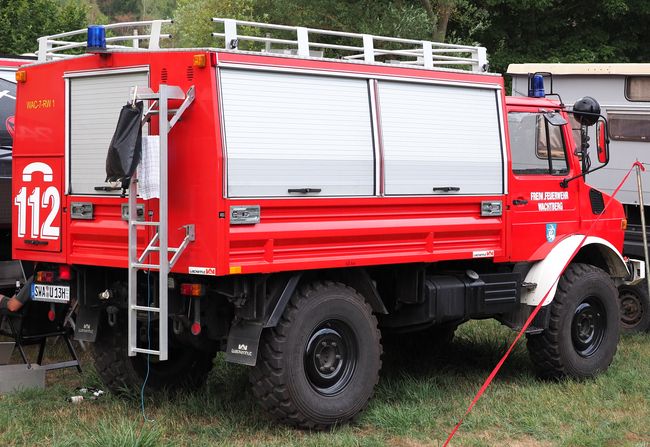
172,0 -> 257,48
452,0 -> 650,74
0,0 -> 88,55
420,0 -> 459,41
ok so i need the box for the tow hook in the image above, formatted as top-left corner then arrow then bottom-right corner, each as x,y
172,315 -> 189,335
106,305 -> 119,327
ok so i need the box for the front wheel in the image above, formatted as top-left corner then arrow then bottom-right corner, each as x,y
527,263 -> 620,380
250,281 -> 382,430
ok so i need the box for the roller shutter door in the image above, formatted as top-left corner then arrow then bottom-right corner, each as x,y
69,71 -> 148,195
220,69 -> 375,198
378,81 -> 504,195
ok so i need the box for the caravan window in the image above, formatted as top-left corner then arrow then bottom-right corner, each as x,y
609,113 -> 650,142
626,77 -> 650,101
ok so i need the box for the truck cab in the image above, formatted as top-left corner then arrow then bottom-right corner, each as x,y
505,95 -> 625,262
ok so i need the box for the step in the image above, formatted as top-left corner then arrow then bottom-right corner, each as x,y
131,263 -> 159,269
132,347 -> 161,356
130,221 -> 159,227
131,305 -> 160,313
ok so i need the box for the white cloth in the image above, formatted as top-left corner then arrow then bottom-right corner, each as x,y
137,135 -> 160,200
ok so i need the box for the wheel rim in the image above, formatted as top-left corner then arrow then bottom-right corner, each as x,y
304,319 -> 357,396
619,289 -> 644,328
571,297 -> 606,358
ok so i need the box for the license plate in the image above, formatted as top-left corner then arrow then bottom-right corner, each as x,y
31,284 -> 70,303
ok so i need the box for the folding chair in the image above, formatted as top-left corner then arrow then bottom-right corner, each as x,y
0,265 -> 81,372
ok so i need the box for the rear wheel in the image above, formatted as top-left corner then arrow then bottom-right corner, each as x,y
92,313 -> 215,393
527,263 -> 619,380
618,280 -> 650,333
250,281 -> 382,429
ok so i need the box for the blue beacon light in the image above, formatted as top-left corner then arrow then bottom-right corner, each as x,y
528,74 -> 545,98
87,25 -> 107,51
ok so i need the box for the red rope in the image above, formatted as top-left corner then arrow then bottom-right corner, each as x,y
443,161 -> 644,446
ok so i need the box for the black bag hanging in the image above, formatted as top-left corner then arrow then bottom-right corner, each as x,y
105,101 -> 143,187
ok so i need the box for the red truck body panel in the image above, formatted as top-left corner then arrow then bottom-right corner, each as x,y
11,50 -> 625,275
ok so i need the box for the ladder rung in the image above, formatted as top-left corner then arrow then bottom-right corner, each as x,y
132,263 -> 159,269
147,109 -> 179,115
131,305 -> 160,313
132,347 -> 161,355
136,93 -> 161,100
146,247 -> 180,253
130,221 -> 159,226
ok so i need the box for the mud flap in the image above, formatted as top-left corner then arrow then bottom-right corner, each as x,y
74,307 -> 100,342
225,320 -> 264,366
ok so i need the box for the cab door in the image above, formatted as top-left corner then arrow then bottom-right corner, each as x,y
507,107 -> 582,261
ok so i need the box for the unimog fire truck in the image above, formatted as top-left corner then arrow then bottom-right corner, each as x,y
11,19 -> 641,428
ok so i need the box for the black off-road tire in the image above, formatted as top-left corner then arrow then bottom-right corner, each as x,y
527,263 -> 620,380
92,315 -> 215,393
618,280 -> 650,333
250,281 -> 382,430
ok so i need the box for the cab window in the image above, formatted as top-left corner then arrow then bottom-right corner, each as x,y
508,112 -> 569,175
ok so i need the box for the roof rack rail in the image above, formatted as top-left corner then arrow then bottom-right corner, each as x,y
36,20 -> 172,62
211,18 -> 488,73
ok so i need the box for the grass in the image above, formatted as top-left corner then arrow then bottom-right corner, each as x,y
0,320 -> 648,446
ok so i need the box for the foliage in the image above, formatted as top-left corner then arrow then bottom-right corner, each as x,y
4,0 -> 650,76
0,0 -> 88,54
452,0 -> 650,73
172,0 -> 258,48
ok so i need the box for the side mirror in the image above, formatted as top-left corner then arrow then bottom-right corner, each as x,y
596,121 -> 609,164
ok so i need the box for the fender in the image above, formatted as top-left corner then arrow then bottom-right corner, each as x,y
521,235 -> 628,306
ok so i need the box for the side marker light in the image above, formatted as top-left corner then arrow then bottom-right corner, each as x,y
193,54 -> 207,68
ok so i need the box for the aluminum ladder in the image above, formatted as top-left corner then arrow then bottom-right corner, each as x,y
127,84 -> 195,361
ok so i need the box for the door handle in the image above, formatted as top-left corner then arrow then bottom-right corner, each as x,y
513,199 -> 528,206
433,186 -> 460,193
288,188 -> 322,194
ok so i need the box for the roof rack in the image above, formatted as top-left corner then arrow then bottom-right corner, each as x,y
211,18 -> 488,73
36,20 -> 172,62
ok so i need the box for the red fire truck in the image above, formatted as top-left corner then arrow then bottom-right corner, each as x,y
11,19 -> 641,428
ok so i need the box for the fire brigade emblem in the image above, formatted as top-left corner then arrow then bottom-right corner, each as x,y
546,223 -> 557,243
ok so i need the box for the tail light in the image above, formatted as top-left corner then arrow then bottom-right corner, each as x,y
36,271 -> 54,283
180,283 -> 205,297
59,265 -> 72,281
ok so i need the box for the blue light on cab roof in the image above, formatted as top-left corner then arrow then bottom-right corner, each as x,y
528,74 -> 545,98
87,25 -> 107,51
